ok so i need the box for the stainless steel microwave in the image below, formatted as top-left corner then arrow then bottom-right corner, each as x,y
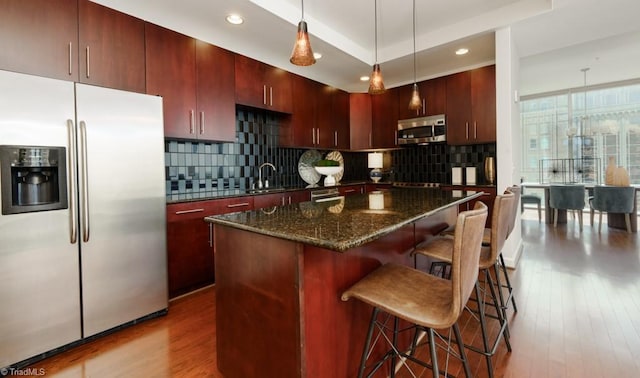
397,114 -> 446,145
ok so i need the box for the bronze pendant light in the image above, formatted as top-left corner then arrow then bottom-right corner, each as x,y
368,0 -> 385,94
408,0 -> 422,110
290,0 -> 316,66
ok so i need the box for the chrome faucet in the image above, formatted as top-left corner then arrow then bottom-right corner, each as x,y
258,162 -> 276,189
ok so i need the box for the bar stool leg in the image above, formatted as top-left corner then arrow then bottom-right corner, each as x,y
499,253 -> 518,313
474,280 -> 494,378
486,267 -> 512,352
453,323 -> 473,378
358,307 -> 380,378
427,328 -> 439,378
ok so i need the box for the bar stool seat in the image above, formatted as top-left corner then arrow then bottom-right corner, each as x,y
342,202 -> 488,378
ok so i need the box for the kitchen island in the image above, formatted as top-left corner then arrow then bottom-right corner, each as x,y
205,188 -> 483,378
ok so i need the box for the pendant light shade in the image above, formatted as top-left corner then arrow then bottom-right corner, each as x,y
290,0 -> 316,66
408,83 -> 422,110
369,64 -> 385,95
368,0 -> 385,95
408,0 -> 422,110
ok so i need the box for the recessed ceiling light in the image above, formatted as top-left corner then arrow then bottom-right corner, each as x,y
226,14 -> 244,25
360,76 -> 370,82
313,52 -> 322,60
455,48 -> 469,55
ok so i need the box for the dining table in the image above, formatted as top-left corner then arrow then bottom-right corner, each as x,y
521,182 -> 639,232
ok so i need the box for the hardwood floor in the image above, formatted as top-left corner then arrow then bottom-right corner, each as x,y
22,212 -> 640,377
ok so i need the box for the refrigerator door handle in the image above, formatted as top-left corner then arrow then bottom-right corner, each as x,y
67,119 -> 78,244
79,121 -> 90,243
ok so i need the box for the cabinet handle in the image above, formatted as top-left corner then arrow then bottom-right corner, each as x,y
85,46 -> 90,78
288,196 -> 292,205
334,131 -> 338,146
227,202 -> 250,208
189,110 -> 195,134
263,85 -> 267,105
317,128 -> 320,145
344,189 -> 356,193
68,42 -> 73,75
175,208 -> 204,215
369,132 -> 372,148
208,223 -> 213,248
422,98 -> 426,115
465,122 -> 469,139
270,87 -> 273,106
474,121 -> 477,139
200,111 -> 205,135
312,127 -> 316,145
281,197 -> 285,206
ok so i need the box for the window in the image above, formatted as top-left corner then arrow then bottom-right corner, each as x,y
520,81 -> 640,184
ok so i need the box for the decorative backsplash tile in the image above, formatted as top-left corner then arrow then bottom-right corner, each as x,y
164,106 -> 497,200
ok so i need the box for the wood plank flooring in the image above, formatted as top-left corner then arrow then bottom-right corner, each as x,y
22,212 -> 640,377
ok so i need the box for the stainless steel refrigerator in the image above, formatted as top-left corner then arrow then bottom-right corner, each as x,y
0,70 -> 168,368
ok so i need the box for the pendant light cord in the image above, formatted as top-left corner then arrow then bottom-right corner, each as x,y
412,0 -> 416,82
374,0 -> 378,64
301,0 -> 305,20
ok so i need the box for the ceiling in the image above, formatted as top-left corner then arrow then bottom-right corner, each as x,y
92,0 -> 640,96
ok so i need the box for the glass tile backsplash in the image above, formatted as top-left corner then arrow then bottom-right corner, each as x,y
165,106 -> 496,200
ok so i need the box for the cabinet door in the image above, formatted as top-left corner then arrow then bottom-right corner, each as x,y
371,88 -> 399,148
445,71 -> 472,145
349,93 -> 372,150
253,193 -> 285,209
397,77 -> 446,119
333,89 -> 351,149
78,0 -> 145,93
196,40 -> 236,142
290,190 -> 310,204
145,23 -> 197,139
316,85 -> 335,148
283,74 -> 317,148
470,65 -> 496,143
166,202 -> 216,298
0,0 -> 78,81
234,54 -> 265,109
423,77 -> 447,116
265,65 -> 293,113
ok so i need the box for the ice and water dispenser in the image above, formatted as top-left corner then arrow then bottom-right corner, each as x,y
0,146 -> 68,215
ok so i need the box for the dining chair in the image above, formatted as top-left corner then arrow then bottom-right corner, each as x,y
590,185 -> 635,233
548,184 -> 586,231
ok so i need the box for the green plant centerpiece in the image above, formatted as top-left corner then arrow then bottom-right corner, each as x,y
313,159 -> 342,186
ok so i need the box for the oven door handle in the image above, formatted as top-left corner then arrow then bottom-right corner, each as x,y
79,120 -> 90,243
67,119 -> 78,244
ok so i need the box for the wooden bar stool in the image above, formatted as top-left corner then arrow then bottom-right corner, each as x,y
341,202 -> 488,378
412,192 -> 515,378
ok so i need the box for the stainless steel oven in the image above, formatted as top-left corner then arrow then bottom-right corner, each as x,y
0,145 -> 68,215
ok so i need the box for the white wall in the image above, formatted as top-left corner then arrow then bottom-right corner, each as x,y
495,27 -> 523,268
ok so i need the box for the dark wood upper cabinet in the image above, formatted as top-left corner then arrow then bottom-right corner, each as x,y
0,0 -> 79,81
349,93 -> 372,150
333,89 -> 350,149
195,40 -> 236,142
397,77 -> 446,120
145,23 -> 198,139
235,54 -> 293,114
371,88 -> 399,149
446,65 -> 496,145
145,24 -> 235,141
78,0 -> 145,93
281,74 -> 318,148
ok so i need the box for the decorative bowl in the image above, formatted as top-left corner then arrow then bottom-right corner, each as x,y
314,166 -> 343,186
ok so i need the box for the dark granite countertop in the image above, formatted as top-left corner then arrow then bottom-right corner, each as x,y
204,188 -> 483,252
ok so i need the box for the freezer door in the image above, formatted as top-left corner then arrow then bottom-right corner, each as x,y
0,71 -> 81,367
75,84 -> 168,337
